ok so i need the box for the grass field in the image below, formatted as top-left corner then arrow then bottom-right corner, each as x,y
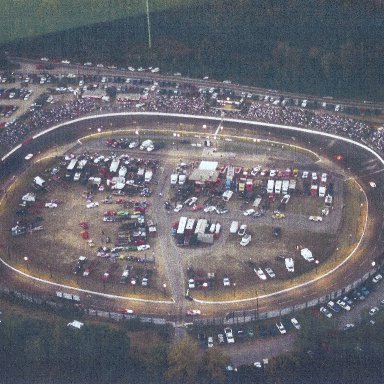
0,0 -> 205,45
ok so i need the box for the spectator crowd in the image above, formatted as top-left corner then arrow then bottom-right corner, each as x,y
0,85 -> 383,155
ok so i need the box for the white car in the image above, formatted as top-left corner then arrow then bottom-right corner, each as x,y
311,172 -> 318,181
207,336 -> 213,348
188,279 -> 195,289
174,204 -> 183,212
129,141 -> 139,149
302,171 -> 309,179
276,322 -> 286,335
223,277 -> 231,287
336,299 -> 351,311
243,208 -> 256,216
240,234 -> 252,246
369,307 -> 379,316
265,267 -> 276,278
45,202 -> 58,208
238,224 -> 247,236
137,244 -> 150,251
186,309 -> 201,316
254,267 -> 267,280
320,306 -> 332,318
61,59 -> 70,64
343,323 -> 355,331
372,274 -> 383,284
86,202 -> 99,208
321,173 -> 328,183
269,169 -> 277,177
204,205 -> 216,213
224,327 -> 235,343
291,318 -> 301,330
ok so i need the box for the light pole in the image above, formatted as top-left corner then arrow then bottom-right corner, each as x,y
335,247 -> 339,263
135,129 -> 140,144
146,0 -> 152,49
315,259 -> 319,274
233,282 -> 236,298
203,282 -> 208,297
132,280 -> 136,294
163,283 -> 167,297
173,132 -> 180,150
24,256 -> 29,270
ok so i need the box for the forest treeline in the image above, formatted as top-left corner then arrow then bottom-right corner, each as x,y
1,0 -> 383,100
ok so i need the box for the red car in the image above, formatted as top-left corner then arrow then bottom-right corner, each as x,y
191,204 -> 204,211
79,222 -> 89,229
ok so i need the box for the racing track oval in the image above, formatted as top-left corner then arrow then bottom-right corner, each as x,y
1,112 -> 384,312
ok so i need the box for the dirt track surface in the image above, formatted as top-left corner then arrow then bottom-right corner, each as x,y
0,118 -> 383,321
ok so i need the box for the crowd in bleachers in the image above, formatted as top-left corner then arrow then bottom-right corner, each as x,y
0,90 -> 383,155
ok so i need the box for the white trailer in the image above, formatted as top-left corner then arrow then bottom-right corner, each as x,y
252,197 -> 262,208
171,174 -> 178,185
267,179 -> 275,194
185,218 -> 196,232
109,158 -> 120,173
66,158 -> 77,171
195,219 -> 208,235
288,179 -> 296,192
34,176 -> 46,188
144,170 -> 153,182
177,217 -> 188,235
274,180 -> 282,194
229,221 -> 239,234
282,180 -> 290,194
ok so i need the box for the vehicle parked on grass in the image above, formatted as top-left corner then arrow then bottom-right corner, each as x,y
223,277 -> 231,287
327,300 -> 341,312
369,307 -> 379,316
265,267 -> 276,278
238,224 -> 247,236
86,202 -> 99,208
208,336 -> 213,348
336,299 -> 351,311
372,274 -> 383,284
224,327 -> 235,343
291,318 -> 301,330
240,234 -> 252,246
320,306 -> 333,318
254,267 -> 267,280
243,208 -> 255,216
276,322 -> 287,334
186,309 -> 201,316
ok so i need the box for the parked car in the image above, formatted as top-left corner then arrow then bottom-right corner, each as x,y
224,327 -> 235,343
217,333 -> 225,344
343,323 -> 355,331
243,208 -> 255,216
276,322 -> 287,335
336,299 -> 351,311
327,300 -> 341,313
186,309 -> 201,316
265,267 -> 276,278
223,277 -> 231,287
320,306 -> 333,318
372,274 -> 383,284
369,307 -> 379,316
86,202 -> 99,208
240,234 -> 252,246
238,224 -> 247,236
291,318 -> 301,330
207,336 -> 214,348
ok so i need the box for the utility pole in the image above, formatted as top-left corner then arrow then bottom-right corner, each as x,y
146,0 -> 152,49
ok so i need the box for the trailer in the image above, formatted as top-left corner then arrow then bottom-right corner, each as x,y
66,158 -> 77,171
77,159 -> 87,170
229,221 -> 239,234
245,179 -> 254,192
177,217 -> 188,235
288,179 -> 296,193
34,176 -> 46,188
282,180 -> 290,195
267,179 -> 275,194
274,180 -> 282,194
171,174 -> 178,185
253,197 -> 262,208
185,218 -> 196,233
195,219 -> 208,235
238,178 -> 246,192
319,185 -> 326,198
144,170 -> 153,183
119,166 -> 127,178
197,232 -> 214,244
109,158 -> 120,173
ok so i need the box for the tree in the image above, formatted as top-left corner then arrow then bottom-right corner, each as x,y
166,337 -> 200,384
146,342 -> 169,382
201,347 -> 230,384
